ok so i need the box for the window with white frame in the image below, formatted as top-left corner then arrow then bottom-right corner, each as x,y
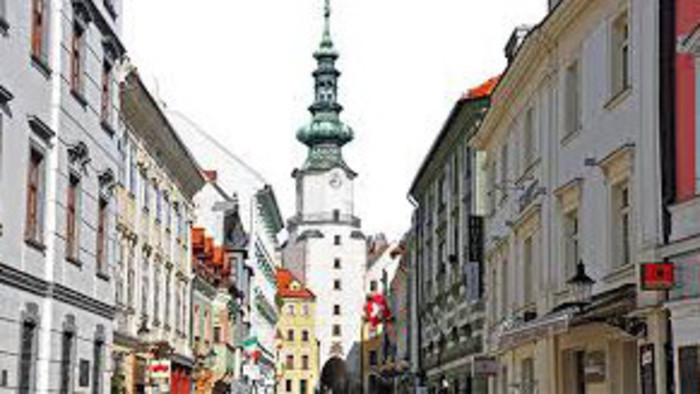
610,11 -> 630,97
563,209 -> 579,279
565,59 -> 582,136
612,181 -> 632,268
523,107 -> 535,168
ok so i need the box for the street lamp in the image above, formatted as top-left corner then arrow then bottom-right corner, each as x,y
567,260 -> 595,307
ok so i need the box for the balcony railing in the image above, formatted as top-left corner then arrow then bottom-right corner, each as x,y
288,212 -> 361,228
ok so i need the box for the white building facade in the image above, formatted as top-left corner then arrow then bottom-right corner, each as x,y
169,100 -> 284,394
471,0 -> 668,392
282,2 -> 367,392
0,0 -> 125,392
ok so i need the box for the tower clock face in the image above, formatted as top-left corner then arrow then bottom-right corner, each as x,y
330,173 -> 342,188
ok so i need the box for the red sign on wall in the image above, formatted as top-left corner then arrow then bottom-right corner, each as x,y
640,262 -> 675,290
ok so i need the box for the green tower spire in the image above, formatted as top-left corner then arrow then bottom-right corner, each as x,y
297,0 -> 355,173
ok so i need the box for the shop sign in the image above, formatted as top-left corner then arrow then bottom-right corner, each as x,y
472,356 -> 499,377
584,351 -> 606,383
148,359 -> 171,380
640,262 -> 674,290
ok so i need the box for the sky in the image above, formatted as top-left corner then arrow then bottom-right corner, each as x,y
123,0 -> 546,241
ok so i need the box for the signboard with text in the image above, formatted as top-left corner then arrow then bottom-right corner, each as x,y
148,359 -> 171,380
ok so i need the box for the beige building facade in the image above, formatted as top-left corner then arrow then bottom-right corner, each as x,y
471,0 -> 668,393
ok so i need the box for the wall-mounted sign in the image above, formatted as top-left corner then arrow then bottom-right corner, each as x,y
472,356 -> 500,377
584,351 -> 606,383
640,344 -> 656,394
641,262 -> 674,290
148,359 -> 171,380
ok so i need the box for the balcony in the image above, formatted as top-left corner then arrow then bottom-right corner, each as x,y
287,211 -> 361,228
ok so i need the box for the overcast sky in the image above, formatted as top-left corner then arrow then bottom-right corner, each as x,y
123,1 -> 546,241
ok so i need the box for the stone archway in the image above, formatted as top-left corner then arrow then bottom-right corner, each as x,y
320,357 -> 348,394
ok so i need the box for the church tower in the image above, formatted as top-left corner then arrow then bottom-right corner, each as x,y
284,1 -> 366,391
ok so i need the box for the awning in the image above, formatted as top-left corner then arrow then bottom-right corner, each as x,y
498,309 -> 573,351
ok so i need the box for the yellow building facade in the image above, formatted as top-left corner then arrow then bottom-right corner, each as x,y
276,269 -> 319,394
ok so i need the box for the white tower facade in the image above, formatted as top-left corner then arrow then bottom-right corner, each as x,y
283,1 -> 366,391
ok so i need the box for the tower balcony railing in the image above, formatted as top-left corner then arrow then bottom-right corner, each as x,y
288,211 -> 361,228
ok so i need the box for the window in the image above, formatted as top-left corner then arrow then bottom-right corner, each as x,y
369,350 -> 378,366
302,355 -> 309,370
18,319 -> 37,394
59,330 -> 75,394
370,280 -> 377,292
101,61 -> 112,124
564,209 -> 579,278
302,304 -> 309,316
285,379 -> 292,392
334,235 -> 341,245
302,330 -> 309,342
565,59 -> 582,136
155,187 -> 162,222
25,146 -> 45,245
70,20 -> 86,94
452,153 -> 459,194
141,263 -> 149,317
523,107 -> 535,166
287,329 -> 294,341
0,0 -> 6,27
523,236 -> 534,304
612,182 -> 632,267
438,173 -> 446,209
521,358 -> 535,394
300,379 -> 308,394
127,265 -> 135,308
66,174 -> 80,260
143,177 -> 151,210
334,279 -> 341,290
499,142 -> 509,201
96,198 -> 108,274
500,259 -> 508,317
31,0 -> 49,62
332,324 -> 341,336
488,160 -> 497,215
214,327 -> 221,342
165,269 -> 171,325
287,304 -> 295,316
333,209 -> 340,222
128,144 -> 137,195
679,346 -> 700,394
334,258 -> 341,269
164,194 -> 171,229
333,305 -> 341,316
92,340 -> 103,394
611,11 -> 630,97
286,355 -> 294,369
153,266 -> 161,320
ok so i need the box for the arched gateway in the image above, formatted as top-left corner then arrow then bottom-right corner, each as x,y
320,357 -> 348,393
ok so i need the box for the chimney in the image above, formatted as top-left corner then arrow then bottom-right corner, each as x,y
504,25 -> 531,64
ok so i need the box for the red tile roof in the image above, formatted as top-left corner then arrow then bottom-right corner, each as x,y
276,269 -> 315,300
462,75 -> 501,100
